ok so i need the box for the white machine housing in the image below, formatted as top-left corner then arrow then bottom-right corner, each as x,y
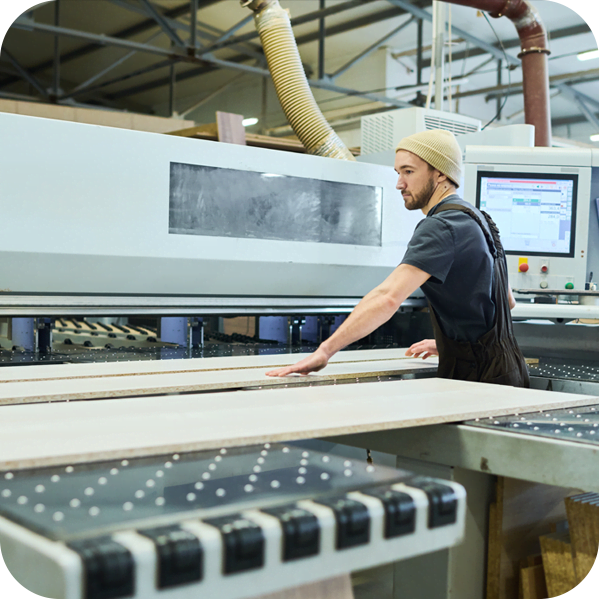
360,107 -> 481,155
0,113 -> 423,303
463,146 -> 597,292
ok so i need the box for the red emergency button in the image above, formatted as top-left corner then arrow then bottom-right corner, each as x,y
519,263 -> 529,273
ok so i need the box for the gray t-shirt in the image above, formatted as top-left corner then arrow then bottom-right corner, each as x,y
401,195 -> 496,343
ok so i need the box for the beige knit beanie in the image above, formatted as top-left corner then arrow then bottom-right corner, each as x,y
395,129 -> 463,187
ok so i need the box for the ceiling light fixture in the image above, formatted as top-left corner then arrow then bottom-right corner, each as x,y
577,49 -> 599,61
242,118 -> 258,127
590,134 -> 600,142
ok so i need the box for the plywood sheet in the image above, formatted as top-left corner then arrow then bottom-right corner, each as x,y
0,348 -> 429,383
0,358 -> 437,406
0,378 -> 592,471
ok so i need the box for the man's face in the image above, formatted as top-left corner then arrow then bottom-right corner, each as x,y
394,150 -> 438,211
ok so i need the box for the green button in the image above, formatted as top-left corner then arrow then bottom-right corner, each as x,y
565,282 -> 574,289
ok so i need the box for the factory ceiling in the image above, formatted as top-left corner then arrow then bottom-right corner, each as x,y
0,0 -> 597,143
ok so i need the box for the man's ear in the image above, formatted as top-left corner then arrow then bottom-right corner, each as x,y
435,171 -> 449,185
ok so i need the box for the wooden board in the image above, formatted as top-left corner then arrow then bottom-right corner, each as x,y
565,493 -> 599,583
539,531 -> 577,597
486,477 -> 584,598
0,348 -> 430,383
0,358 -> 438,406
0,378 -> 592,471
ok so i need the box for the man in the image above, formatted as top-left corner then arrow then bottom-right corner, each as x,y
266,129 -> 529,387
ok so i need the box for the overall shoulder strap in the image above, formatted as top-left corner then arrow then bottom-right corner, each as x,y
433,202 -> 501,259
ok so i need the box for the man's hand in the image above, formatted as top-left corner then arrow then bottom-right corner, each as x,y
405,339 -> 438,360
266,347 -> 330,377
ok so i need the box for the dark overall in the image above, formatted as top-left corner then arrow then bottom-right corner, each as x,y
429,203 -> 530,388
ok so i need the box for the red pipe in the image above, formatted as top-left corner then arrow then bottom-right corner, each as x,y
447,0 -> 552,146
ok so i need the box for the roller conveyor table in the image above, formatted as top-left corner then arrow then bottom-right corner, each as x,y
0,443 -> 466,599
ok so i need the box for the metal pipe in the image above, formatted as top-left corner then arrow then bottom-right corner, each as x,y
417,18 -> 423,86
190,0 -> 198,52
444,0 -> 552,147
318,0 -> 325,80
433,1 -> 445,111
53,0 -> 60,99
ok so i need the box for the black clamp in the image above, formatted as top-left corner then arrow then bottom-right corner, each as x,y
406,477 -> 458,528
261,504 -> 320,561
204,514 -> 264,574
137,525 -> 203,589
362,487 -> 416,538
314,496 -> 370,549
67,536 -> 134,599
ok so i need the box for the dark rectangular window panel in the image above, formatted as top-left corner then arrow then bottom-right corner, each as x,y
169,162 -> 383,246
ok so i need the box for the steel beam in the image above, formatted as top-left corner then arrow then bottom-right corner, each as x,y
169,59 -> 176,116
0,49 -> 48,98
53,0 -> 60,98
200,13 -> 255,53
12,17 -> 181,58
428,23 -> 591,69
190,0 -> 199,50
139,0 -> 185,47
105,0 -> 262,58
456,68 -> 600,101
318,0 -> 326,80
218,0 -> 379,49
0,1 -> 209,90
387,0 -> 520,67
417,18 -> 423,85
553,113 -> 598,127
67,30 -> 163,97
62,59 -> 174,100
488,68 -> 599,99
555,83 -> 599,129
330,16 -> 415,80
95,2 -> 430,100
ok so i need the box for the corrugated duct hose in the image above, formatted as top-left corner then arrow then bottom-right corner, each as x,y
242,0 -> 355,161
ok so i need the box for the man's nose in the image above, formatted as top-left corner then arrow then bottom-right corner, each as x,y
396,176 -> 406,190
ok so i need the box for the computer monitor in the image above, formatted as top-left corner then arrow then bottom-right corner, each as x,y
475,171 -> 578,257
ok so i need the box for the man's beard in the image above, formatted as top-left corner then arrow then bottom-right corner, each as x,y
404,176 -> 436,211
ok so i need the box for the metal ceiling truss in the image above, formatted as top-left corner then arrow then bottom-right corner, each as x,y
0,1 -> 211,91
554,83 -> 599,129
9,11 -> 414,110
0,48 -> 49,98
138,0 -> 185,47
1,0 -> 596,124
104,0 -> 264,59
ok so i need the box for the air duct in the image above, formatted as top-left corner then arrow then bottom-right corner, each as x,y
242,0 -> 355,160
447,0 -> 552,147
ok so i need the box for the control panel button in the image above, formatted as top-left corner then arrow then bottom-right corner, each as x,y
541,265 -> 548,273
540,281 -> 549,289
519,263 -> 529,273
204,514 -> 264,574
261,504 -> 320,561
67,536 -> 134,599
137,525 -> 202,589
565,282 -> 574,290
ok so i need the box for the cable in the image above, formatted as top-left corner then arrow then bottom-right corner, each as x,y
481,12 -> 511,130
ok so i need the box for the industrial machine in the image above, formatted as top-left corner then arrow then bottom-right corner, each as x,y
0,109 -> 597,599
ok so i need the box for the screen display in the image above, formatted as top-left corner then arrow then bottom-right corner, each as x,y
476,171 -> 577,257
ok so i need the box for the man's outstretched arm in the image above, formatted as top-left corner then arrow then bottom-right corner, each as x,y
265,264 -> 430,377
